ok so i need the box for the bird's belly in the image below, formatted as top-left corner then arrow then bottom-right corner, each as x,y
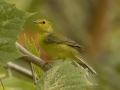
40,42 -> 73,58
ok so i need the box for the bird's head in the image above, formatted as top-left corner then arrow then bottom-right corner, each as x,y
33,19 -> 52,33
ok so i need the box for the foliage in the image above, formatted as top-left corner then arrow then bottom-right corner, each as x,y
0,0 -> 33,65
25,35 -> 44,78
37,61 -> 92,90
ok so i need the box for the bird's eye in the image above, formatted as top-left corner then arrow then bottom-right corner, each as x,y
43,21 -> 46,24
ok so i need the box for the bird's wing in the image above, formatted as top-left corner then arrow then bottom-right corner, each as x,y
46,31 -> 84,49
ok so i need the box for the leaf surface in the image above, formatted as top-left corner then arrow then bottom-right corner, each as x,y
0,0 -> 34,65
37,61 -> 92,90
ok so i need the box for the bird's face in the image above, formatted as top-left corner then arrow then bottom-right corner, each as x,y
33,19 -> 52,33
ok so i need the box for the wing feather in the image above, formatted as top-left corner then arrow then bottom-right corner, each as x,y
46,31 -> 84,49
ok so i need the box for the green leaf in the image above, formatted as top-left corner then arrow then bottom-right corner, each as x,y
37,61 -> 92,90
1,77 -> 36,90
25,35 -> 44,78
0,0 -> 34,65
25,35 -> 40,57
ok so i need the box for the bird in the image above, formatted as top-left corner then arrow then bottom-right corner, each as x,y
33,19 -> 97,75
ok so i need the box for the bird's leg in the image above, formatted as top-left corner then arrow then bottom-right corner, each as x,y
42,62 -> 52,69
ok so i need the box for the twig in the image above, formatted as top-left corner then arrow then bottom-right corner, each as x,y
0,78 -> 5,90
29,62 -> 37,84
15,42 -> 52,71
7,62 -> 32,77
6,65 -> 12,77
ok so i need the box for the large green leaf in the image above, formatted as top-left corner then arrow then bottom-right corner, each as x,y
37,61 -> 92,90
0,0 -> 34,65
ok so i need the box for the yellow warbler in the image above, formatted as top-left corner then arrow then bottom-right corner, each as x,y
33,19 -> 97,75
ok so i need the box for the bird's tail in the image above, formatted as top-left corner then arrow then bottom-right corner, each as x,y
73,53 -> 97,75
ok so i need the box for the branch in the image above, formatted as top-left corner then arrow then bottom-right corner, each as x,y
15,42 -> 52,71
6,65 -> 12,77
7,62 -> 32,77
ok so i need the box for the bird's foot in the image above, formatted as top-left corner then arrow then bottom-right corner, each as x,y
42,62 -> 52,69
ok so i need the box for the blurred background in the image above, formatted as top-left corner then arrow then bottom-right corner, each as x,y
1,0 -> 120,90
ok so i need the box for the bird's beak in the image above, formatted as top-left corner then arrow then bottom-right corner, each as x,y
33,21 -> 39,24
